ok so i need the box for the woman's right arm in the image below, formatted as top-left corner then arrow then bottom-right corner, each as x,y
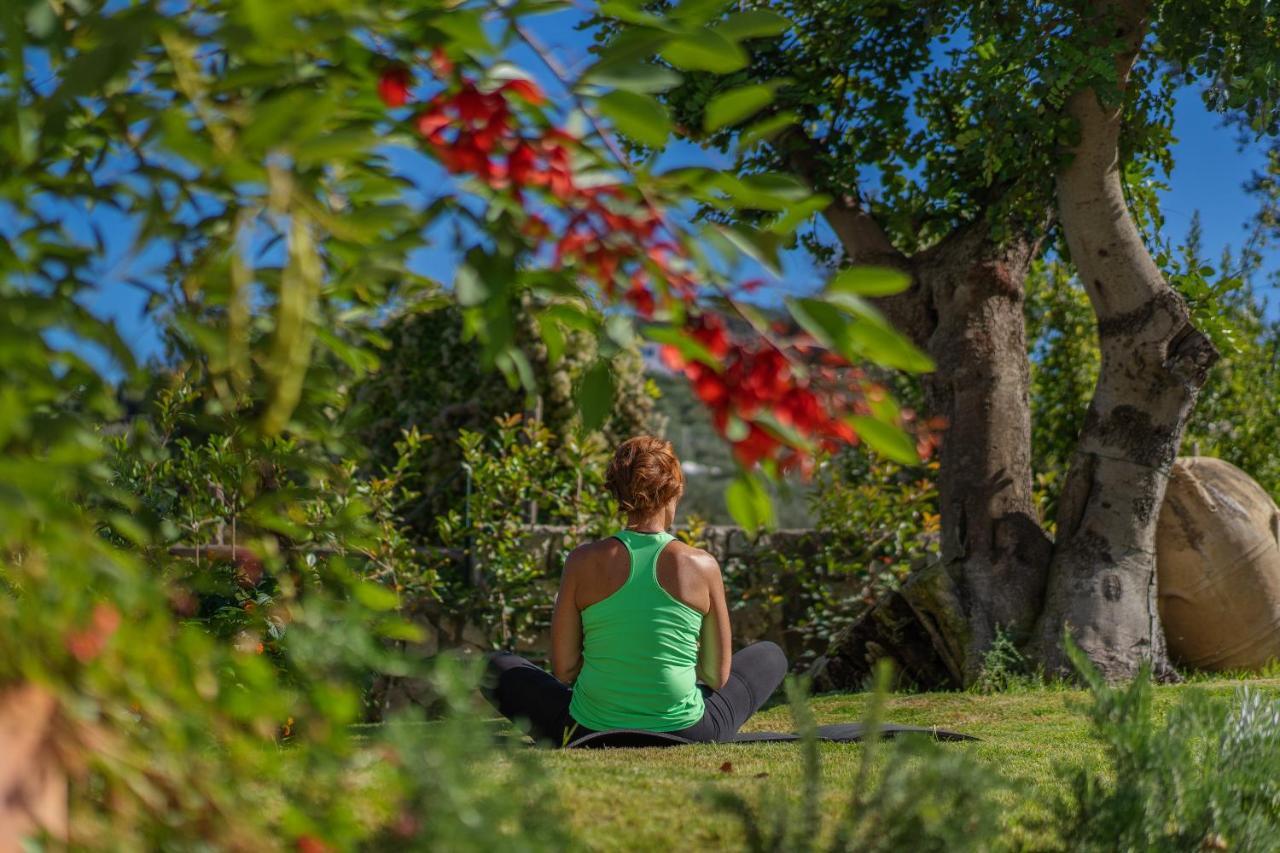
550,550 -> 584,684
696,557 -> 733,690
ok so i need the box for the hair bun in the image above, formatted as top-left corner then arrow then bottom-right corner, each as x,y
605,436 -> 684,516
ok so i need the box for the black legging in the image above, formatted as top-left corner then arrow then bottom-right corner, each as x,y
482,641 -> 788,745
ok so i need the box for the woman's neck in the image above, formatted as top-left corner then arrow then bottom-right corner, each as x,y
624,513 -> 667,533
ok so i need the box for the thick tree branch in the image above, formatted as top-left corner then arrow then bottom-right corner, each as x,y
776,126 -> 906,266
774,126 -> 934,350
1034,0 -> 1219,680
1057,0 -> 1162,321
1056,0 -> 1217,421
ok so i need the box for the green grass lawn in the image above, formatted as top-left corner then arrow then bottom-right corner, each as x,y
527,677 -> 1280,851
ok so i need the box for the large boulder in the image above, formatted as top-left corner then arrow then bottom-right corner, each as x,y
1156,457 -> 1280,671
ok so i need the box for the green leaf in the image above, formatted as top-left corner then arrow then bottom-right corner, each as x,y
496,346 -> 538,393
377,618 -> 427,643
824,293 -> 935,372
454,264 -> 489,307
827,266 -> 912,297
850,416 -> 919,465
661,30 -> 748,74
598,0 -> 674,28
542,302 -> 599,333
537,313 -> 566,365
849,319 -> 935,373
741,172 -> 809,200
107,512 -> 151,547
432,10 -> 490,53
643,325 -> 719,367
261,215 -> 321,437
580,60 -> 683,94
713,9 -> 792,40
670,0 -> 730,26
598,90 -> 672,148
768,194 -> 828,236
593,27 -> 671,68
787,296 -> 847,351
45,10 -> 150,121
737,110 -> 800,150
354,581 -> 400,612
704,171 -> 809,211
725,472 -> 774,536
713,224 -> 783,275
577,360 -> 615,430
705,83 -> 777,132
293,129 -> 375,167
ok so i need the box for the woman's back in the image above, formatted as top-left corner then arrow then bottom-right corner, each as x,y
567,530 -> 706,732
484,435 -> 783,746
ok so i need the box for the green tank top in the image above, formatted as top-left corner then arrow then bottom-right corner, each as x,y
569,530 -> 706,732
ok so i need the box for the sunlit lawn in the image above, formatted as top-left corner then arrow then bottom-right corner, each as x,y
515,677 -> 1280,851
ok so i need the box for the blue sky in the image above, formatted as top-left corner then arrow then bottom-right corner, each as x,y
15,10 -> 1279,374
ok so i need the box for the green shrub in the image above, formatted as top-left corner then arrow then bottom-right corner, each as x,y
708,668 -> 1008,852
354,299 -> 658,543
106,367 -> 428,675
360,657 -> 579,852
1057,643 -> 1280,852
432,416 -> 618,649
797,450 -> 939,659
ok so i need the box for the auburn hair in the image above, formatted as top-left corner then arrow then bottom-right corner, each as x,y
606,436 -> 684,516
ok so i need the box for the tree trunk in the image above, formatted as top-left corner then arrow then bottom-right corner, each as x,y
815,227 -> 1052,689
790,1 -> 1222,686
1031,0 -> 1218,679
911,230 -> 1053,681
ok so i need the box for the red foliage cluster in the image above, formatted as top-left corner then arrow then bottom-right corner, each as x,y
65,602 -> 121,663
377,60 -> 691,318
662,314 -> 865,470
376,59 -> 923,472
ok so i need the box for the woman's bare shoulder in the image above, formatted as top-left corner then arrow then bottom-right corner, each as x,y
564,536 -> 627,571
663,540 -> 721,575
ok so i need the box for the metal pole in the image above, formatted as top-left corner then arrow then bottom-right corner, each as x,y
464,463 -> 480,587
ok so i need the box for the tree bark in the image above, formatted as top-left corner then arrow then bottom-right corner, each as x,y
1031,0 -> 1218,679
809,209 -> 1051,688
784,1 -> 1222,685
909,228 -> 1053,682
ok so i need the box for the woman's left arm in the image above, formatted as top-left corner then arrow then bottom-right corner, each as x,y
550,551 -> 584,684
696,557 -> 733,690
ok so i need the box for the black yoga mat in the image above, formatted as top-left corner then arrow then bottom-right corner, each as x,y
565,722 -> 975,749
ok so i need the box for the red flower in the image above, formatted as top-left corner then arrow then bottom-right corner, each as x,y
377,66 -> 412,108
689,362 -> 730,408
508,143 -> 542,186
296,836 -> 330,853
416,109 -> 451,140
625,279 -> 655,318
66,602 -> 121,663
502,78 -> 546,105
777,388 -> 825,432
732,423 -> 780,467
689,314 -> 730,359
428,47 -> 454,78
660,344 -> 686,372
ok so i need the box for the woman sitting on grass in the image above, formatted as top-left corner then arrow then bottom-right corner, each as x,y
484,436 -> 787,745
